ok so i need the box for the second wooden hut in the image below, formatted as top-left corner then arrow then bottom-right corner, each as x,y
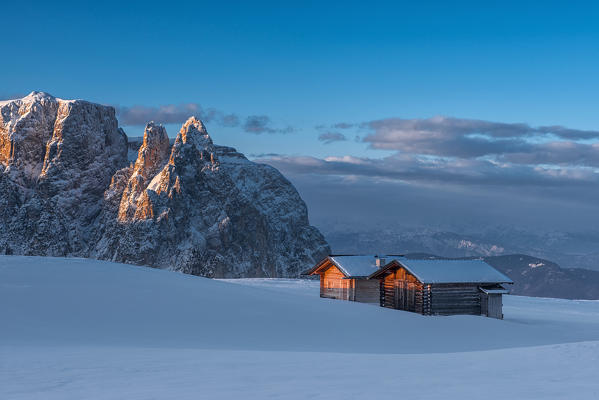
369,258 -> 512,319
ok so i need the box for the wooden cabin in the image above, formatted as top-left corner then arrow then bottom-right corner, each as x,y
369,258 -> 512,319
302,255 -> 385,304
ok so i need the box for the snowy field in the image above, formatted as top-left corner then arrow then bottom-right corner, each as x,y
1,256 -> 599,399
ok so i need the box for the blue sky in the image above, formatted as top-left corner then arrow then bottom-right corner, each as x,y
3,1 -> 599,231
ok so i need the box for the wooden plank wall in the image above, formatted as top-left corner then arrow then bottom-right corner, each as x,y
320,266 -> 351,300
381,274 -> 396,309
430,284 -> 481,315
481,292 -> 489,316
376,266 -> 499,317
422,285 -> 432,315
486,294 -> 503,319
395,281 -> 424,313
354,279 -> 380,303
379,267 -> 425,313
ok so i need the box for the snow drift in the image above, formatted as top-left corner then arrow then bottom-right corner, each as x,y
2,256 -> 599,353
2,256 -> 599,400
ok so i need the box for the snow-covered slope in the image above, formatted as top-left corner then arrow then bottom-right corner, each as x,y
1,256 -> 599,399
4,255 -> 599,352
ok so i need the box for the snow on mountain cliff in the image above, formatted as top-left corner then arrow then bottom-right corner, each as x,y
2,256 -> 599,399
0,92 -> 329,277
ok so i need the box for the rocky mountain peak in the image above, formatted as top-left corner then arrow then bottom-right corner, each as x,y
180,116 -> 208,138
0,92 -> 127,255
1,92 -> 60,184
143,121 -> 169,145
135,122 -> 170,176
118,122 -> 171,221
22,91 -> 57,102
177,117 -> 212,149
171,116 -> 217,169
1,92 -> 329,277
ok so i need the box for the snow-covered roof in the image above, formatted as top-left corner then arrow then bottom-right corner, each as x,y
385,259 -> 513,284
328,255 -> 390,278
305,255 -> 512,284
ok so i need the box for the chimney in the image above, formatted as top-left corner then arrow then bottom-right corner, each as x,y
375,255 -> 386,268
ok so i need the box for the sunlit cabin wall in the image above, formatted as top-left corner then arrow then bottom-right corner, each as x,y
320,265 -> 352,300
380,273 -> 395,308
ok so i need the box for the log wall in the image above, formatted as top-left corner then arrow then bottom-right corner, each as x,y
378,267 -> 486,316
429,284 -> 481,315
380,267 -> 424,313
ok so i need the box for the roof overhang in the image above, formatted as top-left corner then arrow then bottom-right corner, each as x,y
301,256 -> 355,278
479,286 -> 510,294
301,256 -> 376,278
301,257 -> 334,276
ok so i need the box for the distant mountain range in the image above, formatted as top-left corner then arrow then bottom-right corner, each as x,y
323,228 -> 599,299
323,226 -> 599,271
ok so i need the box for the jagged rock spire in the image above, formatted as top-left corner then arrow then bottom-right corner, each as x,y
178,117 -> 212,148
118,122 -> 171,221
180,116 -> 207,137
1,96 -> 330,278
135,122 -> 170,176
171,116 -> 218,167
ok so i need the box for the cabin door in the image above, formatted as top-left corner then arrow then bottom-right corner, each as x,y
395,281 -> 416,312
486,294 -> 503,319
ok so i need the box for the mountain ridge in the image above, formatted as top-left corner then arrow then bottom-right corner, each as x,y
323,225 -> 599,271
324,227 -> 599,299
0,92 -> 329,277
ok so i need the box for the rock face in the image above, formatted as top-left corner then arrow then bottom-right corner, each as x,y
0,92 -> 329,277
0,92 -> 128,256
